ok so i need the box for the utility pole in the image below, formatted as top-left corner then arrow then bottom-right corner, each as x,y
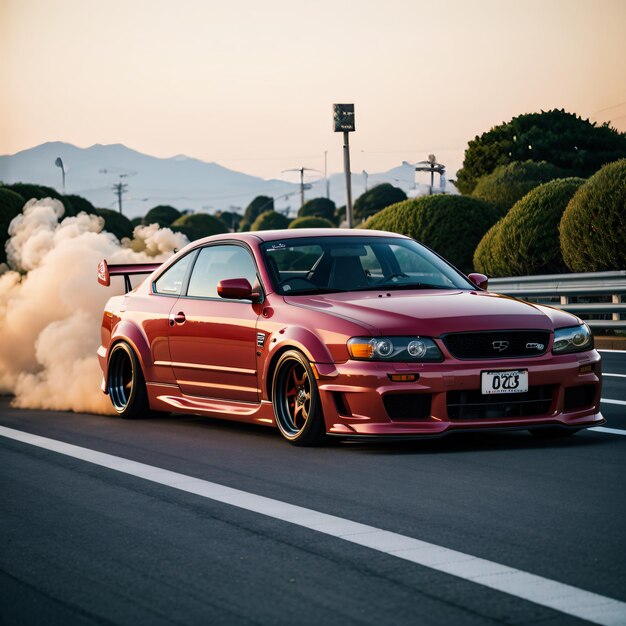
324,150 -> 329,199
282,167 -> 317,210
413,155 -> 446,195
362,170 -> 369,192
333,104 -> 356,228
112,180 -> 128,214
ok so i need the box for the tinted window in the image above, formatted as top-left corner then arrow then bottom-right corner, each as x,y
187,245 -> 258,299
154,252 -> 194,295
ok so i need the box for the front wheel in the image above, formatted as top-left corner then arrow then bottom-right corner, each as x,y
107,342 -> 151,419
272,350 -> 327,446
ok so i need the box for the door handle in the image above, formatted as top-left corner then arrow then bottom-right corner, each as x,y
170,311 -> 186,325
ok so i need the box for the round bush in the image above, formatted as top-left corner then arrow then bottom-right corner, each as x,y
288,216 -> 335,229
95,209 -> 134,241
365,195 -> 499,274
474,178 -> 584,276
170,213 -> 228,241
354,183 -> 407,222
473,220 -> 509,277
298,197 -> 336,221
143,205 -> 182,228
4,183 -> 72,216
471,160 -> 566,216
240,196 -> 274,231
62,194 -> 97,215
560,159 -> 626,271
250,210 -> 290,231
0,188 -> 26,264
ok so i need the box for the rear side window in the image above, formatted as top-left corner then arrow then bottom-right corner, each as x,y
154,253 -> 193,295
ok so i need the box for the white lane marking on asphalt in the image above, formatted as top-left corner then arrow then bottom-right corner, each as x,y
601,398 -> 626,406
1,425 -> 626,626
604,374 -> 626,378
590,427 -> 626,436
598,349 -> 626,354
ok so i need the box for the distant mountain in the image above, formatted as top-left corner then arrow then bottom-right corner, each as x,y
0,142 -> 457,219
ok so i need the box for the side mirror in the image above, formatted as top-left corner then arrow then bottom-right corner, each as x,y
468,273 -> 488,290
217,278 -> 260,302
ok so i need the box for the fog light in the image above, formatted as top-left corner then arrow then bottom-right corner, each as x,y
388,373 -> 419,382
579,364 -> 593,374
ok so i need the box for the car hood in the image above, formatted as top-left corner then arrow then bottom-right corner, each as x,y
285,289 -> 580,336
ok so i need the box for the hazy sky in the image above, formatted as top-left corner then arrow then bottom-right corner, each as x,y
2,0 -> 625,183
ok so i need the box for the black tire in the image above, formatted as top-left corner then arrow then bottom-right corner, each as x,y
272,350 -> 327,446
529,427 -> 580,439
107,342 -> 151,419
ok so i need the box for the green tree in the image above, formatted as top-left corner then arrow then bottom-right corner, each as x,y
143,205 -> 182,228
95,208 -> 134,241
471,160 -> 566,216
240,196 -> 274,231
63,194 -> 97,215
250,210 -> 290,231
130,216 -> 143,228
456,109 -> 626,194
365,195 -> 498,274
298,197 -> 336,221
288,216 -> 335,229
560,159 -> 626,271
4,183 -> 73,215
353,183 -> 407,222
0,188 -> 26,264
474,178 -> 584,276
215,209 -> 243,232
170,212 -> 228,241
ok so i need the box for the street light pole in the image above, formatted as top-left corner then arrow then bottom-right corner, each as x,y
343,131 -> 353,228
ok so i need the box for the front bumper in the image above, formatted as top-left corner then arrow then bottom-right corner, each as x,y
316,349 -> 603,437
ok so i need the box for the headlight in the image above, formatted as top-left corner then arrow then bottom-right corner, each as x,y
348,336 -> 443,362
552,323 -> 593,354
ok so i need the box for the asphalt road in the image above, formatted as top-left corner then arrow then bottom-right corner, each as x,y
1,350 -> 625,626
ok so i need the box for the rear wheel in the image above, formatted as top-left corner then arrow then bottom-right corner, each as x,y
529,427 -> 579,439
272,350 -> 326,446
107,342 -> 151,419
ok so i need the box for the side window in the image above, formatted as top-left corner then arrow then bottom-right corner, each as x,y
187,245 -> 258,299
154,252 -> 194,295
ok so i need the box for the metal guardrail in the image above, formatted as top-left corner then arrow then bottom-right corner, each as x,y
489,271 -> 626,330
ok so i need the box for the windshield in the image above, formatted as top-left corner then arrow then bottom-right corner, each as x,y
261,236 -> 474,295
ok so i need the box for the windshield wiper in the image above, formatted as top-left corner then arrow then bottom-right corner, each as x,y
359,282 -> 455,291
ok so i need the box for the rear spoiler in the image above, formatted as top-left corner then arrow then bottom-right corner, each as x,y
97,259 -> 161,293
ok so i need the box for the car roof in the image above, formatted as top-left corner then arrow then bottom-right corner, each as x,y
192,228 -> 410,247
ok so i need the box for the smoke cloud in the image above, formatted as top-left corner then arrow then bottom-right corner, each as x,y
0,199 -> 188,414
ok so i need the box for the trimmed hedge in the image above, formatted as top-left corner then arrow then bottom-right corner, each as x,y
143,205 -> 182,228
354,183 -> 407,222
240,195 -> 273,231
560,159 -> 626,271
0,188 -> 26,264
4,183 -> 72,216
288,216 -> 335,229
472,160 -> 566,216
95,209 -> 134,241
365,194 -> 499,273
250,210 -> 290,231
170,213 -> 228,241
473,178 -> 584,276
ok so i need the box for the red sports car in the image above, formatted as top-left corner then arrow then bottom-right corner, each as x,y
98,229 -> 604,445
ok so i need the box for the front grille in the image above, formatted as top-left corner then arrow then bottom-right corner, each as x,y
564,385 -> 596,411
383,393 -> 432,421
442,330 -> 550,360
447,385 -> 554,420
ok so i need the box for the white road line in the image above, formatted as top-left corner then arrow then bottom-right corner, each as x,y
604,374 -> 626,379
601,398 -> 626,406
598,349 -> 626,354
591,427 -> 626,436
1,426 -> 626,626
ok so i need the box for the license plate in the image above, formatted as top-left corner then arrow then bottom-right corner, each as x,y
481,370 -> 528,394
